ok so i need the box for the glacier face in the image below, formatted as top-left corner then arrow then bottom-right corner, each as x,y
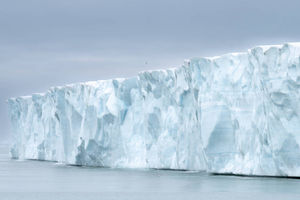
8,43 -> 300,176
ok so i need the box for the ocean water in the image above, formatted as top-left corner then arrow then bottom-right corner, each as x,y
0,144 -> 300,200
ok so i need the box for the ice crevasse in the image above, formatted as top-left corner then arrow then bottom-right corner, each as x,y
8,43 -> 300,177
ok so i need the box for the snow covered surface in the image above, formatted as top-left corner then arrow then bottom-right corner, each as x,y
8,43 -> 300,177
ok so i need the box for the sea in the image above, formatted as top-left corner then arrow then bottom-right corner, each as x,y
0,144 -> 300,200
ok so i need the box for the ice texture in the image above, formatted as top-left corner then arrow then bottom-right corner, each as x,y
8,43 -> 300,177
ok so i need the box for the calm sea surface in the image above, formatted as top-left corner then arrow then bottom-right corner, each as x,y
0,144 -> 300,200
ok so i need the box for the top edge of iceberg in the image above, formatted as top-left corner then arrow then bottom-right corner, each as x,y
9,42 -> 300,101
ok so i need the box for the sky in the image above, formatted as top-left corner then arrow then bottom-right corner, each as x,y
1,0 -> 300,142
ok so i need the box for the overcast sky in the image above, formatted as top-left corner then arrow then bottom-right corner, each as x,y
1,0 -> 300,142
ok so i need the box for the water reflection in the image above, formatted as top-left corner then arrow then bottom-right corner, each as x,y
0,145 -> 299,200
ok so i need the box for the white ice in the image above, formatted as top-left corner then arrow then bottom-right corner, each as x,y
8,43 -> 300,177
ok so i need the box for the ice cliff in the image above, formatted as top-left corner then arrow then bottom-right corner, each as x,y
8,43 -> 300,177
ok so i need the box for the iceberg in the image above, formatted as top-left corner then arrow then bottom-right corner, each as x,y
8,43 -> 300,177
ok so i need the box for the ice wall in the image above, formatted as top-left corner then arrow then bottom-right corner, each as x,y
8,43 -> 300,177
